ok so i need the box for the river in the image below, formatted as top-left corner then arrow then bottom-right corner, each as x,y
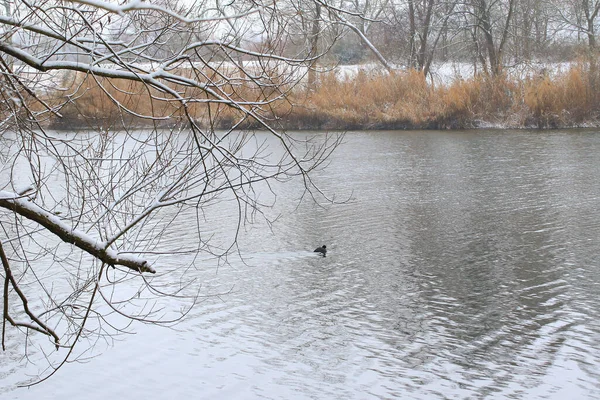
3,129 -> 600,399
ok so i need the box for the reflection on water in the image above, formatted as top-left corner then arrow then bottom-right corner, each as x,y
4,129 -> 600,399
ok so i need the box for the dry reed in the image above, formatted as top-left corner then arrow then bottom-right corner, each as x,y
38,60 -> 600,130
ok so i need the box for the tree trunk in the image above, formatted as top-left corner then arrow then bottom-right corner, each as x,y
308,3 -> 321,89
408,0 -> 417,69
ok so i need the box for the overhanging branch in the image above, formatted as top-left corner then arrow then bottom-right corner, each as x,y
1,240 -> 60,348
0,192 -> 155,274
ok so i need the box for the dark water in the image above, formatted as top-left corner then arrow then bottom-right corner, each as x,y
4,129 -> 600,399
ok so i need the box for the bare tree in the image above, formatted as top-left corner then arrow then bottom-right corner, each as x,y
552,0 -> 600,52
511,0 -> 552,61
0,0 -> 344,383
394,0 -> 458,76
320,0 -> 395,70
308,2 -> 322,88
460,0 -> 516,76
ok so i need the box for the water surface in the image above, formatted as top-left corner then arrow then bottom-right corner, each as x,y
3,129 -> 600,399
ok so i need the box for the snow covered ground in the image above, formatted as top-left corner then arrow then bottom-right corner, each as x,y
334,60 -> 575,85
16,59 -> 577,96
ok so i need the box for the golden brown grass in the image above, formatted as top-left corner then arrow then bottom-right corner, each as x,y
294,70 -> 436,129
288,59 -> 600,129
43,68 -> 291,130
39,60 -> 600,131
523,63 -> 600,127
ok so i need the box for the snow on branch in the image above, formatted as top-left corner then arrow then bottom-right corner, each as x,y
68,0 -> 260,24
189,41 -> 318,64
0,191 -> 155,274
0,41 -> 231,107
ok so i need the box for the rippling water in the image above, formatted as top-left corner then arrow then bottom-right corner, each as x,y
4,129 -> 600,399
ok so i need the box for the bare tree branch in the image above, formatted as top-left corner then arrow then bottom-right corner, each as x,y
0,0 -> 345,383
0,191 -> 155,273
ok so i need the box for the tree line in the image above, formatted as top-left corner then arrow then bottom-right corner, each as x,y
69,0 -> 599,78
302,0 -> 600,77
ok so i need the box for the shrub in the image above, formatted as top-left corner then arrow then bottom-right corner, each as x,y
37,59 -> 600,131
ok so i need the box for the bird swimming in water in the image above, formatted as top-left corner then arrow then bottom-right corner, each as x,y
314,245 -> 327,256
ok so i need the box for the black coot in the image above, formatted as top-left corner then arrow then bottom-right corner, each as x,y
314,245 -> 327,256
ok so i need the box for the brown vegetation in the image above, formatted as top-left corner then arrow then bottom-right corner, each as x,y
42,60 -> 600,131
291,60 -> 600,130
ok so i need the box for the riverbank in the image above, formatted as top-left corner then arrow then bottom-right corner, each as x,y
282,63 -> 600,130
45,60 -> 600,131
